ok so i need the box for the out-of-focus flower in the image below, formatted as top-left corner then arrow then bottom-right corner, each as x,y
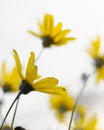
0,62 -> 21,93
73,105 -> 100,130
87,36 -> 104,82
13,49 -> 66,95
28,14 -> 75,48
50,90 -> 74,122
2,125 -> 13,130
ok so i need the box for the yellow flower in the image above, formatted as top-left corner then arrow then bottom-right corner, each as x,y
2,125 -> 13,130
73,105 -> 100,130
87,36 -> 104,82
0,62 -> 21,93
13,49 -> 66,95
28,14 -> 75,48
50,90 -> 74,122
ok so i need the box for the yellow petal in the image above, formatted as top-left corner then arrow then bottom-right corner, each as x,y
26,52 -> 34,77
26,65 -> 38,84
27,30 -> 41,38
13,49 -> 24,79
26,52 -> 38,84
34,86 -> 66,95
51,22 -> 62,37
33,77 -> 58,89
2,62 -> 9,83
54,30 -> 71,42
46,14 -> 54,35
87,36 -> 100,58
9,66 -> 21,92
55,37 -> 75,46
41,14 -> 49,35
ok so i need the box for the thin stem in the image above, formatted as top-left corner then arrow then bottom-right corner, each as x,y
68,79 -> 88,130
35,47 -> 44,63
11,96 -> 20,129
0,91 -> 21,130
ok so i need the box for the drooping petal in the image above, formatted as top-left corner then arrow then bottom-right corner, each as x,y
13,49 -> 24,79
55,37 -> 76,46
34,86 -> 66,95
33,77 -> 58,89
27,30 -> 41,38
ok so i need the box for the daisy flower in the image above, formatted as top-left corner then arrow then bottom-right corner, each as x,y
13,49 -> 66,95
87,36 -> 104,82
28,14 -> 75,48
73,105 -> 100,130
50,90 -> 74,122
0,62 -> 21,93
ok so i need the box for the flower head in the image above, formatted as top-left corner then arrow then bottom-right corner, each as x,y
2,125 -> 13,130
13,49 -> 66,95
73,105 -> 100,130
50,90 -> 74,122
87,36 -> 104,82
28,14 -> 75,48
0,62 -> 21,93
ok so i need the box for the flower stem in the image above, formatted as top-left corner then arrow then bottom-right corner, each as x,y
68,74 -> 89,130
0,91 -> 21,130
35,47 -> 44,63
11,96 -> 20,129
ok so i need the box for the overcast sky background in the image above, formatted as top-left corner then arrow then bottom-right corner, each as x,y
0,0 -> 104,130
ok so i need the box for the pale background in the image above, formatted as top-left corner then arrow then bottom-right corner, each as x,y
0,0 -> 104,130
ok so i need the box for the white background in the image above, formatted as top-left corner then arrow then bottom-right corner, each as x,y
0,0 -> 104,130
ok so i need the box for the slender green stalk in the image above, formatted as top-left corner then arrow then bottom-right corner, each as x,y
68,74 -> 89,130
35,47 -> 44,63
0,91 -> 21,130
11,96 -> 20,129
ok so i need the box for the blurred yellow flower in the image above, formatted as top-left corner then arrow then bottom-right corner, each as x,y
28,14 -> 75,48
2,125 -> 12,130
73,105 -> 100,130
0,62 -> 21,93
87,36 -> 104,82
13,49 -> 66,95
50,91 -> 74,122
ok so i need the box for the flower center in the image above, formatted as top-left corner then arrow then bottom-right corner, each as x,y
2,84 -> 11,93
15,126 -> 26,130
42,36 -> 54,47
19,80 -> 34,95
94,57 -> 104,68
59,105 -> 67,113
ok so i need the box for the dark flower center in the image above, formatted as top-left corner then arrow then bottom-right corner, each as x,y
94,57 -> 104,68
42,36 -> 54,47
59,105 -> 67,113
19,80 -> 34,95
2,84 -> 11,93
15,126 -> 26,130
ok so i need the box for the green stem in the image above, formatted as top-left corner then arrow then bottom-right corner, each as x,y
68,80 -> 87,130
0,91 -> 21,130
11,96 -> 20,129
35,47 -> 44,63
